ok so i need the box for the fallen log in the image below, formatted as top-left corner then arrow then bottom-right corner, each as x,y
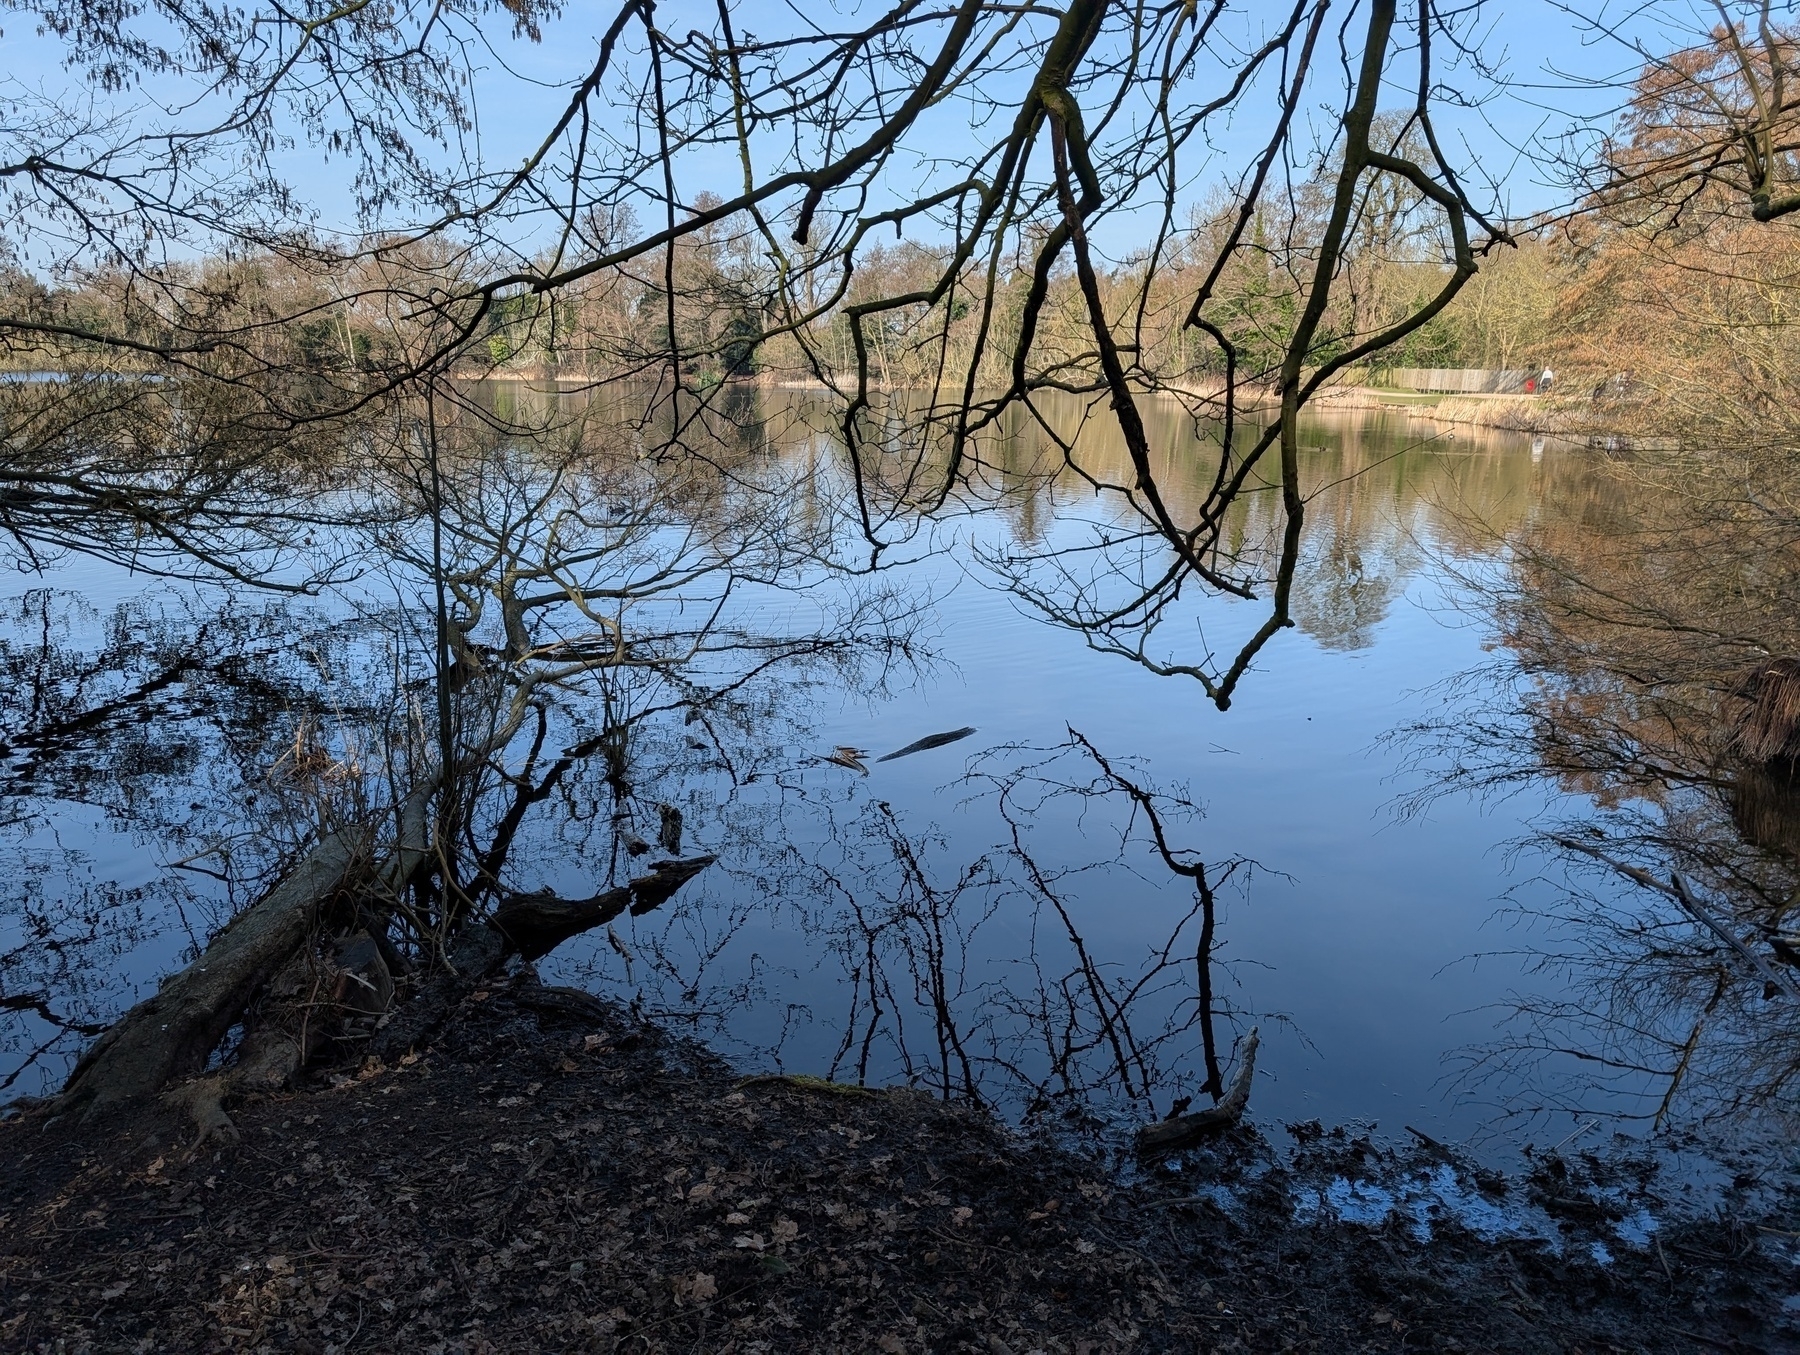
194,782 -> 438,1119
50,775 -> 442,1137
47,778 -> 712,1133
491,855 -> 716,961
370,855 -> 717,1061
1135,1027 -> 1258,1156
54,825 -> 372,1121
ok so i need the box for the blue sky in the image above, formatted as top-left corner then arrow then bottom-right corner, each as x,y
0,1 -> 1728,258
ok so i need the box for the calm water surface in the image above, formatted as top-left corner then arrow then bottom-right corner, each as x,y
0,399 -> 1674,1151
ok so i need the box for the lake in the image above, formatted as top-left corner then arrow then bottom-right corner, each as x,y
0,390 -> 1764,1156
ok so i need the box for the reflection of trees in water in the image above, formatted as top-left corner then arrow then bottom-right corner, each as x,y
968,400 -> 1573,672
0,588 -> 395,818
515,389 -> 1575,672
0,872 -> 198,1095
1,392 -> 939,1109
1398,446 -> 1800,1133
1289,517 -> 1411,652
0,587 -> 402,1093
367,398 -> 1286,1121
561,731 -> 1270,1122
969,732 -> 1259,1115
0,392 -> 924,1090
455,603 -> 922,902
1,395 -> 1597,1120
1449,811 -> 1800,1133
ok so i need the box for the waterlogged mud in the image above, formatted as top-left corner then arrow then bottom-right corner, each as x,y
3,984 -> 1795,1355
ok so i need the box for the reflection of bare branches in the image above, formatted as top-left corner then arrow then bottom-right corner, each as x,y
1441,838 -> 1800,1134
819,804 -> 997,1100
1556,834 -> 1800,1002
1057,729 -> 1236,1095
1398,449 -> 1800,1134
979,731 -> 1256,1109
791,732 -> 1264,1120
4,0 -> 1518,712
536,721 -> 1277,1124
360,394 -> 932,960
0,993 -> 105,1035
0,991 -> 109,1091
0,585 -> 426,1096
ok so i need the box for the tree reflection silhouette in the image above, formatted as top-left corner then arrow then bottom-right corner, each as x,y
1398,447 -> 1800,1134
556,729 -> 1275,1124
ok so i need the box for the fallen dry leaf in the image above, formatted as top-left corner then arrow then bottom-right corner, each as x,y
672,1271 -> 717,1305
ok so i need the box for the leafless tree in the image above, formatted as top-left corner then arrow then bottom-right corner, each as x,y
0,0 -> 1527,1121
3,0 -> 1513,689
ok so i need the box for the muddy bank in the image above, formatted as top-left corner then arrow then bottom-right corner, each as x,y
3,975 -> 1795,1354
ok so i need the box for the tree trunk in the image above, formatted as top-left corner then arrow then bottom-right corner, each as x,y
55,826 -> 372,1119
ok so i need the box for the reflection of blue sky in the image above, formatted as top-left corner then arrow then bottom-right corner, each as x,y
527,426 -> 1621,1154
0,414 -> 1659,1155
1291,1162 -> 1565,1247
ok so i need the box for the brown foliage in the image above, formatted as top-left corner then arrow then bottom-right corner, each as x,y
1731,656 -> 1800,763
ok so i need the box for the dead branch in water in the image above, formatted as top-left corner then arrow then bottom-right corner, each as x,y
1551,834 -> 1800,1003
490,856 -> 717,962
1135,1027 -> 1259,1155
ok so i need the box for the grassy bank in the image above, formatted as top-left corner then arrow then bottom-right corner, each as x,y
1310,386 -> 1611,438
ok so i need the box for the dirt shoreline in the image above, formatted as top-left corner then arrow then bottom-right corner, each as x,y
3,975 -> 1794,1354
